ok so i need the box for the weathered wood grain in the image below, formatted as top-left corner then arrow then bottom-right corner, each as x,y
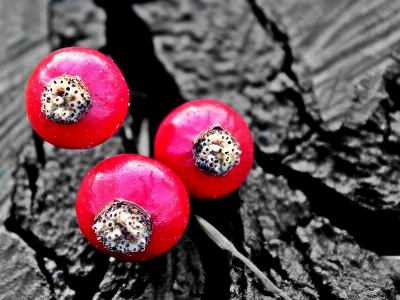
0,0 -> 49,204
259,0 -> 400,131
249,0 -> 400,255
0,227 -> 51,300
136,0 -> 400,298
2,0 -> 400,299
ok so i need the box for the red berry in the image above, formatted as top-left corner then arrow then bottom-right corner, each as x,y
154,99 -> 254,199
25,47 -> 130,149
75,154 -> 190,261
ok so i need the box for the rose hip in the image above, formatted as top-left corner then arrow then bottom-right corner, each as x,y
75,154 -> 190,261
154,99 -> 254,199
25,47 -> 130,149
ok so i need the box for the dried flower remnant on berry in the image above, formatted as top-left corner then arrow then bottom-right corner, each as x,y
92,198 -> 152,253
193,126 -> 242,176
41,74 -> 91,123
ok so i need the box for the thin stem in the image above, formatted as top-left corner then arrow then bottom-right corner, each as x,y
195,215 -> 292,300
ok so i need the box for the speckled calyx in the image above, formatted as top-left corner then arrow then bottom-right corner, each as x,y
92,198 -> 152,254
193,125 -> 241,176
41,74 -> 91,123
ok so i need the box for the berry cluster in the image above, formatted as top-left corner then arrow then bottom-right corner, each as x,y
25,47 -> 254,261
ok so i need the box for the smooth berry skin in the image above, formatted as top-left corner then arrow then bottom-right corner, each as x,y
76,154 -> 190,261
25,47 -> 130,149
154,99 -> 254,199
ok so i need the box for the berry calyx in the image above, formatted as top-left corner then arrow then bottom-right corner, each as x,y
154,99 -> 254,199
193,125 -> 241,176
92,198 -> 152,253
41,74 -> 91,123
76,154 -> 190,261
26,47 -> 130,149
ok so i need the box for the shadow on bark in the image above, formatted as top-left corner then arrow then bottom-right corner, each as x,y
94,0 -> 185,157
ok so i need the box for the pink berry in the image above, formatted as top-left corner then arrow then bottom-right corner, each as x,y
25,47 -> 130,149
154,99 -> 254,199
75,154 -> 190,261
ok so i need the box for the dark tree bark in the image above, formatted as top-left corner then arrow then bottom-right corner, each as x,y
2,0 -> 400,299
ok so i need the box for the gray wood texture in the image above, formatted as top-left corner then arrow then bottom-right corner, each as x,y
1,0 -> 400,299
0,0 -> 50,203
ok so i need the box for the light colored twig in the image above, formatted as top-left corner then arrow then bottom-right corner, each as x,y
195,214 -> 292,300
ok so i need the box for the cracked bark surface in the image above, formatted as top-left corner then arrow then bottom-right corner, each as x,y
2,0 -> 400,299
0,227 -> 51,300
